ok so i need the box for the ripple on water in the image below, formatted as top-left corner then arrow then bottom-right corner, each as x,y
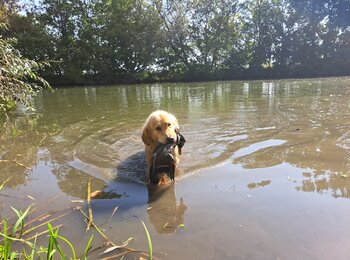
59,119 -> 289,183
232,139 -> 287,159
336,130 -> 350,150
73,128 -> 146,182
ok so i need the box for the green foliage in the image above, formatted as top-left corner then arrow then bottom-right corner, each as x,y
3,0 -> 350,85
0,205 -> 94,260
0,205 -> 33,260
142,221 -> 153,260
47,223 -> 77,260
0,204 -> 152,259
0,22 -> 51,114
105,0 -> 163,74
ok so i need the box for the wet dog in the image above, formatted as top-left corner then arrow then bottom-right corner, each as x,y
141,110 -> 185,184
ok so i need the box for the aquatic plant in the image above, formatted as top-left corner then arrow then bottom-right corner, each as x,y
142,221 -> 153,260
0,205 -> 95,260
0,205 -> 35,259
0,181 -> 155,259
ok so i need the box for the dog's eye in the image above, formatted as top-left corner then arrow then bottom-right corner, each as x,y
156,126 -> 162,131
167,123 -> 171,127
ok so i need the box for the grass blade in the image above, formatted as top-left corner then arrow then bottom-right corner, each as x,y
10,205 -> 32,238
47,227 -> 54,260
86,178 -> 93,231
79,209 -> 113,244
102,237 -> 134,254
0,177 -> 11,191
3,218 -> 9,260
29,235 -> 37,260
83,234 -> 94,259
47,223 -> 66,260
142,221 -> 153,260
55,234 -> 76,259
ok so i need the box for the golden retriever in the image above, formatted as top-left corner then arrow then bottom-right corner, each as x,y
142,110 -> 180,183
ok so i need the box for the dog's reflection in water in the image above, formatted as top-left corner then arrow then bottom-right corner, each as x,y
147,183 -> 187,234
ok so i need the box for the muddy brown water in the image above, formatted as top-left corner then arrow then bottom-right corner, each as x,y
1,78 -> 350,259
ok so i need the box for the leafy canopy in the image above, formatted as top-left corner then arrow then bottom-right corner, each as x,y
0,23 -> 51,113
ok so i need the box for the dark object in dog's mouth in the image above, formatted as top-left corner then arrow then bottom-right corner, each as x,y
150,133 -> 186,185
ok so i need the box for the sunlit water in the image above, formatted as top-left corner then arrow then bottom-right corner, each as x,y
1,78 -> 350,259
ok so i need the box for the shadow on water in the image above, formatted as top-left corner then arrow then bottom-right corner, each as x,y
114,151 -> 147,184
108,150 -> 188,234
83,151 -> 149,215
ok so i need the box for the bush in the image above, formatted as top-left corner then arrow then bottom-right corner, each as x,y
0,23 -> 51,114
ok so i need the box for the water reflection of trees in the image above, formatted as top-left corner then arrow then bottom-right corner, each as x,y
224,79 -> 350,199
0,115 -> 42,188
247,180 -> 272,189
2,79 -> 350,200
53,165 -> 106,199
0,112 -> 108,198
296,172 -> 350,198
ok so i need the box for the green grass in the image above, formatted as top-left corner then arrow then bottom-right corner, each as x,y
0,178 -> 153,259
0,206 -> 154,259
142,221 -> 153,260
0,205 -> 94,260
0,205 -> 36,259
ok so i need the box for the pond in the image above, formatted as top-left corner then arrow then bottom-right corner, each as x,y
1,77 -> 350,259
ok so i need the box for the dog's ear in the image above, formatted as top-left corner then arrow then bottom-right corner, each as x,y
172,116 -> 180,133
142,124 -> 152,146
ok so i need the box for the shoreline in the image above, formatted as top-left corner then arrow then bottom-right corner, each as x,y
49,74 -> 350,88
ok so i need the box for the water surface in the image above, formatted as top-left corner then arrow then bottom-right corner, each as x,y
1,78 -> 350,259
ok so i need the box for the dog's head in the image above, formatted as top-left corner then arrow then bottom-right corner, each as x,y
142,110 -> 179,146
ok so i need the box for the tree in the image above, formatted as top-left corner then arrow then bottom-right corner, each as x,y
89,0 -> 163,81
153,0 -> 241,80
188,0 -> 240,76
38,0 -> 84,83
0,23 -> 51,113
288,0 -> 350,76
151,0 -> 191,78
241,0 -> 284,73
3,0 -> 350,84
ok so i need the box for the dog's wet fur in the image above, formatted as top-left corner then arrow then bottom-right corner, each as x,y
141,110 -> 184,185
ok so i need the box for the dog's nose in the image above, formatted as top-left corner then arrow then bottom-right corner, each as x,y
166,137 -> 175,144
